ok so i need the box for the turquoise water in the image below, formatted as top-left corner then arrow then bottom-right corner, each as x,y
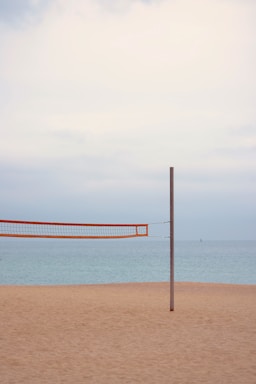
0,239 -> 255,285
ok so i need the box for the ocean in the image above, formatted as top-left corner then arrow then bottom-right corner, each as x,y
0,239 -> 255,285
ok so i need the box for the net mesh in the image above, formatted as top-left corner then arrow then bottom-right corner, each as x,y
0,220 -> 148,239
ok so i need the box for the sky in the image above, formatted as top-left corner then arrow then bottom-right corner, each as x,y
0,0 -> 255,240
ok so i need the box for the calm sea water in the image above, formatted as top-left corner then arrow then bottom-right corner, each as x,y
0,239 -> 255,285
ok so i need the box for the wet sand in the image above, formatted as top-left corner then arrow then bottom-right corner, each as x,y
0,282 -> 255,383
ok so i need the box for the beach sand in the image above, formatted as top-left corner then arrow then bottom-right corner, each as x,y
0,282 -> 255,383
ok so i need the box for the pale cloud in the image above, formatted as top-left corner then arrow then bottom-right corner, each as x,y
0,0 -> 255,239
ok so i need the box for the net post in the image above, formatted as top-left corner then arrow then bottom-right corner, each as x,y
170,167 -> 174,311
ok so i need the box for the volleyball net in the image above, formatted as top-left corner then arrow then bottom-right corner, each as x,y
0,219 -> 148,239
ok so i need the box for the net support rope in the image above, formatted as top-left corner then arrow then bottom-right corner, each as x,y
0,219 -> 148,239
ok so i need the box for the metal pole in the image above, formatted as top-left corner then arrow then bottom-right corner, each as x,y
170,167 -> 174,311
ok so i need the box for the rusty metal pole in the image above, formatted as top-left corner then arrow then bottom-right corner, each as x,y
170,167 -> 174,311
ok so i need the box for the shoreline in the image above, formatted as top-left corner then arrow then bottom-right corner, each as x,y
1,282 -> 256,383
1,280 -> 256,287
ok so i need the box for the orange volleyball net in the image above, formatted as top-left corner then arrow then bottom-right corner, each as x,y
0,219 -> 148,239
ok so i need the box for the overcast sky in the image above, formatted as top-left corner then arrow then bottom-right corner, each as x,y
0,0 -> 255,240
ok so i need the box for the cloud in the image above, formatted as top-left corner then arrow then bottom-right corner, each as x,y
230,125 -> 256,138
94,0 -> 160,12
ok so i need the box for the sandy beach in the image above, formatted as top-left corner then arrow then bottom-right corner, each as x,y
0,282 -> 255,383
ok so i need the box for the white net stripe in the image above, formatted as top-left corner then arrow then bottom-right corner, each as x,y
0,221 -> 148,239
